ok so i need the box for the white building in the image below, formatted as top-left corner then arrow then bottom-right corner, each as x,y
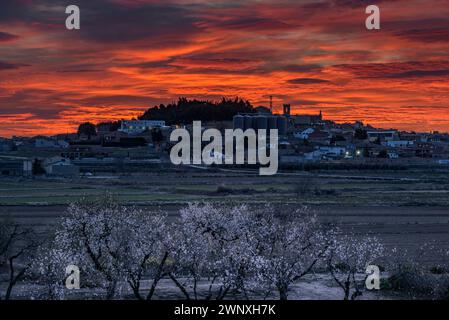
387,151 -> 399,159
302,146 -> 346,160
382,140 -> 414,148
294,128 -> 314,140
42,156 -> 79,176
367,130 -> 397,142
316,146 -> 346,156
119,120 -> 166,134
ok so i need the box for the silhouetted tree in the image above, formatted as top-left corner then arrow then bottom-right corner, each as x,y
140,97 -> 254,124
97,121 -> 121,132
354,129 -> 368,140
77,122 -> 97,138
0,219 -> 38,300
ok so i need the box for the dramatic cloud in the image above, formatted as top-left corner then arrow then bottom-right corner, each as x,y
395,28 -> 449,43
387,69 -> 449,78
0,0 -> 448,136
287,78 -> 331,84
0,31 -> 19,42
0,61 -> 28,71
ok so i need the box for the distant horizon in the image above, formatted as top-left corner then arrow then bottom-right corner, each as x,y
1,0 -> 448,137
1,100 -> 447,139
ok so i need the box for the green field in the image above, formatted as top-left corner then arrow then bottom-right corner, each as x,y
1,167 -> 449,206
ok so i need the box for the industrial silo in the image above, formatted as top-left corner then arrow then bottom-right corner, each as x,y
244,116 -> 254,131
277,116 -> 288,135
268,116 -> 277,130
255,116 -> 268,131
233,115 -> 244,130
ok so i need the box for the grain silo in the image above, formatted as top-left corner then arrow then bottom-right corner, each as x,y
233,115 -> 244,130
255,116 -> 268,130
277,116 -> 288,135
244,115 -> 254,131
268,116 -> 277,130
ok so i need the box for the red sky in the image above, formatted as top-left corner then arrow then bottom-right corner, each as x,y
1,0 -> 449,137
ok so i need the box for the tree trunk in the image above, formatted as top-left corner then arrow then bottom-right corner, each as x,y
5,255 -> 27,300
344,281 -> 351,300
350,272 -> 362,300
106,281 -> 117,300
217,285 -> 230,301
147,252 -> 169,300
128,280 -> 143,300
169,273 -> 191,300
278,284 -> 289,301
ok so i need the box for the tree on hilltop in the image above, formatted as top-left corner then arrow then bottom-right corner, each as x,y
77,122 -> 97,139
140,97 -> 254,124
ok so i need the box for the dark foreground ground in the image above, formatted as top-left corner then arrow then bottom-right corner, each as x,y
1,166 -> 449,299
2,166 -> 449,264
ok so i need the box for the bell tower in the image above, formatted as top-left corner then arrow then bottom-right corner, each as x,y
283,104 -> 291,116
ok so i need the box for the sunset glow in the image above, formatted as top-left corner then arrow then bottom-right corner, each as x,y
1,0 -> 449,137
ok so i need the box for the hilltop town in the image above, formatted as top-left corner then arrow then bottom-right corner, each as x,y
1,98 -> 449,177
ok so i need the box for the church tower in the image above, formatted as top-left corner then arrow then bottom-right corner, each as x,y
283,104 -> 291,116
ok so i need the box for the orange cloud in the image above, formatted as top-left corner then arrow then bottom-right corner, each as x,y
0,0 -> 449,136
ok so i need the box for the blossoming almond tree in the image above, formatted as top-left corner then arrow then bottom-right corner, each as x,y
327,235 -> 384,300
31,240 -> 79,300
39,195 -> 170,300
168,203 -> 256,300
249,206 -> 332,300
118,210 -> 170,300
58,196 -> 126,299
32,198 -> 389,300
